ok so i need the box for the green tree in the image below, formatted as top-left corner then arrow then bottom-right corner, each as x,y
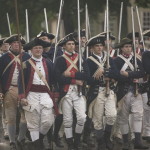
0,0 -> 130,38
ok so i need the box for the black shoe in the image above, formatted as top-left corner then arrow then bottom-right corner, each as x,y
10,142 -> 17,150
134,143 -> 149,149
142,136 -> 150,142
74,133 -> 82,150
104,132 -> 113,150
17,139 -> 26,150
122,142 -> 129,150
54,136 -> 64,148
67,138 -> 74,150
4,133 -> 9,140
83,135 -> 95,147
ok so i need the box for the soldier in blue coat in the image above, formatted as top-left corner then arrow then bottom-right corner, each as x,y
54,33 -> 90,150
86,34 -> 118,150
114,38 -> 148,150
0,34 -> 30,150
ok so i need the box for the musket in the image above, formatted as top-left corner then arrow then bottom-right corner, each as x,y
53,0 -> 64,63
131,6 -> 138,96
136,6 -> 146,52
6,13 -> 12,36
14,0 -> 25,103
87,13 -> 91,38
85,4 -> 89,58
104,10 -> 107,32
44,8 -> 49,33
25,9 -> 29,43
105,0 -> 110,97
77,0 -> 82,97
117,2 -> 123,56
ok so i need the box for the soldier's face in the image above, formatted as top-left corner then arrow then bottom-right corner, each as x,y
31,46 -> 43,58
81,37 -> 87,47
64,41 -> 75,53
121,44 -> 132,55
39,36 -> 51,43
92,44 -> 104,55
10,41 -> 21,52
1,43 -> 9,53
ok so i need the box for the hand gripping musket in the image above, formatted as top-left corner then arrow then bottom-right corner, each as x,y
25,9 -> 30,43
77,0 -> 82,97
44,8 -> 49,33
105,0 -> 110,97
6,13 -> 12,36
136,6 -> 146,52
131,7 -> 138,96
85,4 -> 89,58
14,0 -> 25,106
117,2 -> 123,56
53,0 -> 64,63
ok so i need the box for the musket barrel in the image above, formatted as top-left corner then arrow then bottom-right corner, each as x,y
117,2 -> 123,55
131,6 -> 138,96
105,0 -> 110,97
85,4 -> 89,58
104,10 -> 107,32
25,9 -> 29,43
44,8 -> 49,33
6,13 -> 12,36
53,0 -> 64,63
136,6 -> 146,51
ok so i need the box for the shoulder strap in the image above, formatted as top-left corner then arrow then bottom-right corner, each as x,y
2,52 -> 20,75
28,59 -> 50,90
110,49 -> 115,57
88,56 -> 104,69
62,54 -> 78,72
118,55 -> 134,71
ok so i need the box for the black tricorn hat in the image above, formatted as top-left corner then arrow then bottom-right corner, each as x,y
127,32 -> 139,40
37,31 -> 55,40
3,34 -> 26,44
23,38 -> 51,51
57,33 -> 78,47
99,31 -> 116,40
73,29 -> 86,38
143,29 -> 150,37
115,37 -> 132,48
86,35 -> 105,47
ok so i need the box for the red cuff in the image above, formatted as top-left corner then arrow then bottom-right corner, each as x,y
70,72 -> 75,78
71,79 -> 76,84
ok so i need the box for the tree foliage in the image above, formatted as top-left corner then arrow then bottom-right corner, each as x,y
0,0 -> 132,38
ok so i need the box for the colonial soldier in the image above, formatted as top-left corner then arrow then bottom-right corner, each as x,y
127,32 -> 144,59
0,37 -> 10,140
142,29 -> 150,142
86,35 -> 118,150
18,38 -> 57,150
73,29 -> 92,58
100,31 -> 117,58
37,31 -> 64,148
54,33 -> 89,150
0,34 -> 30,150
114,38 -> 148,149
37,31 -> 63,61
